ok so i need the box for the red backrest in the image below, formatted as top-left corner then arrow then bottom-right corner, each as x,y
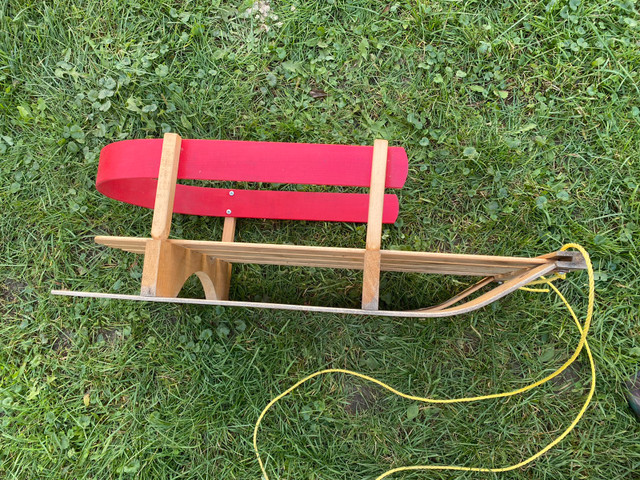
97,139 -> 409,223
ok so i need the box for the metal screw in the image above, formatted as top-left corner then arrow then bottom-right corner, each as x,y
229,191 -> 234,196
226,209 -> 232,215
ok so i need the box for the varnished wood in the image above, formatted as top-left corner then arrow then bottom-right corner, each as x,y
141,240 -> 218,298
84,134 -> 587,313
141,239 -> 162,296
150,133 -> 182,240
212,217 -> 236,300
96,236 -> 566,277
142,133 -> 183,297
412,263 -> 556,314
421,277 -> 494,312
362,139 -> 388,310
140,133 -> 221,299
52,261 -> 555,317
96,235 -> 558,268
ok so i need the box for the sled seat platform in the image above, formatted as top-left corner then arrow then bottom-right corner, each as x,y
52,133 -> 587,317
93,236 -> 584,278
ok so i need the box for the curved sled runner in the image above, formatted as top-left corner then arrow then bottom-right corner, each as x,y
52,133 -> 586,316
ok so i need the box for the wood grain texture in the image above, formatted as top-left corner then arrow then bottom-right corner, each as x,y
95,236 -> 563,276
140,239 -> 218,299
412,262 -> 556,314
52,262 -> 556,318
212,217 -> 236,300
364,140 -> 389,251
150,133 -> 181,240
421,277 -> 494,312
362,139 -> 388,310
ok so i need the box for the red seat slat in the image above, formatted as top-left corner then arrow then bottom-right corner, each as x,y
96,138 -> 407,224
99,179 -> 399,223
98,139 -> 408,188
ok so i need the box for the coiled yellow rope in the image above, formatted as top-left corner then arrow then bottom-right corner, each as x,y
253,243 -> 595,479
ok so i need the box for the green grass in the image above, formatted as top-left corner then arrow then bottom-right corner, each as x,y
1,0 -> 639,478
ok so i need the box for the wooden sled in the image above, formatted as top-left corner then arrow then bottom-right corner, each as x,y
52,133 -> 586,317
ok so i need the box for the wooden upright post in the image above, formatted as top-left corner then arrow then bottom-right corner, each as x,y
140,133 -> 230,300
361,139 -> 388,311
150,133 -> 181,241
141,133 -> 182,297
212,216 -> 237,300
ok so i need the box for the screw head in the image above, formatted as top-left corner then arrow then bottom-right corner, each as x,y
229,190 -> 234,196
226,209 -> 232,215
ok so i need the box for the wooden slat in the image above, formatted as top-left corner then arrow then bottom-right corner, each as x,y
150,133 -> 181,240
177,245 -> 547,271
96,183 -> 401,224
50,288 -> 461,318
212,217 -> 236,300
380,263 -> 517,276
381,250 -> 549,267
362,139 -> 388,311
95,237 -> 146,254
95,236 -> 551,268
95,236 -> 560,277
170,241 -> 365,259
421,277 -> 494,312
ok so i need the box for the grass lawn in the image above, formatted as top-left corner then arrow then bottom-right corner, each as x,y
1,0 -> 639,478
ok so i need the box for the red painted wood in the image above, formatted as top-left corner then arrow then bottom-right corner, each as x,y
101,180 -> 400,223
96,138 -> 408,223
98,139 -> 408,187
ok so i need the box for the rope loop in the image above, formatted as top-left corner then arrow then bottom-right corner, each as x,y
253,244 -> 595,479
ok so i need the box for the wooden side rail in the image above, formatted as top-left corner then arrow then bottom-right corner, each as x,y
96,236 -> 584,277
49,260 -> 558,318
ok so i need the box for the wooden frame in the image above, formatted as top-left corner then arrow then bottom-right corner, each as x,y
52,133 -> 587,316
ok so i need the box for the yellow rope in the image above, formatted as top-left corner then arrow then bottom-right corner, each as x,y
517,272 -> 566,293
253,243 -> 595,479
518,286 -> 550,293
